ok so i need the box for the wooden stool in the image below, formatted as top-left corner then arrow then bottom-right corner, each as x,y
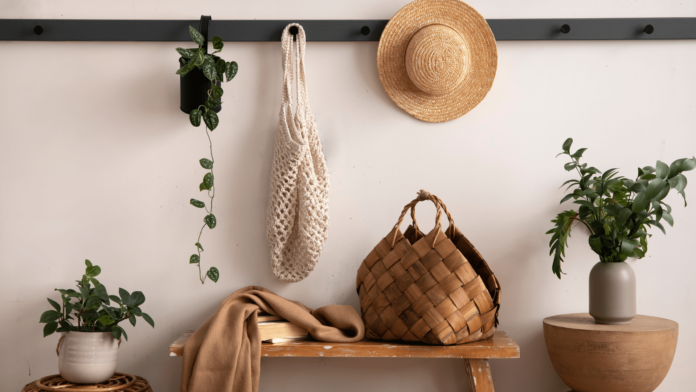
22,373 -> 152,392
544,313 -> 678,392
170,330 -> 520,391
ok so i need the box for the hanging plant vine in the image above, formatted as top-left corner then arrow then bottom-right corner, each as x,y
176,26 -> 238,284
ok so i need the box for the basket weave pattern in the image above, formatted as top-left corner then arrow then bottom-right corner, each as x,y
356,191 -> 500,345
22,373 -> 151,392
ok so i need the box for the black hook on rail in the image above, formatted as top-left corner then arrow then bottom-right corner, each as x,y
34,25 -> 43,35
644,24 -> 655,34
560,24 -> 571,34
199,15 -> 211,53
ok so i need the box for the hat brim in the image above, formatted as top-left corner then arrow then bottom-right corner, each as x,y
377,0 -> 498,123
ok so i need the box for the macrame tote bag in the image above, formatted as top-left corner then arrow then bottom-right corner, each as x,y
356,190 -> 501,345
267,24 -> 330,283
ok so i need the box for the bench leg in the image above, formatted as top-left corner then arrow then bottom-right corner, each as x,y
465,359 -> 494,392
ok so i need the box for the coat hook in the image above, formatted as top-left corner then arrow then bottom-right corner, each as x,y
34,25 -> 43,35
361,26 -> 370,36
560,24 -> 571,34
644,24 -> 654,34
289,25 -> 298,42
199,15 -> 211,53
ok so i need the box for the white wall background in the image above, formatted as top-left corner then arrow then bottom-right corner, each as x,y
1,1 -> 695,391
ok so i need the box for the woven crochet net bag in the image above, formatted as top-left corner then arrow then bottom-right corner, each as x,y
267,24 -> 330,283
356,190 -> 501,345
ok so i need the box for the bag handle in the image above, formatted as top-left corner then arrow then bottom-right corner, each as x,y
280,23 -> 311,129
392,190 -> 446,247
410,192 -> 458,239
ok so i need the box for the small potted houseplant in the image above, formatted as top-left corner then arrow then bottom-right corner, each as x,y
547,138 -> 695,324
39,260 -> 154,383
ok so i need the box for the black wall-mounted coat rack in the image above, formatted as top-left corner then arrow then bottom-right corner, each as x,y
1,18 -> 696,42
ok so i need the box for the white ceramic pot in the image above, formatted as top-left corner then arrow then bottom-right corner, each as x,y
58,331 -> 119,383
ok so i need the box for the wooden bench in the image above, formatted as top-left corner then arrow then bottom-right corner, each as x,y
170,330 -> 519,392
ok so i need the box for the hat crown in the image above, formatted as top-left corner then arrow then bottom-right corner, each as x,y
404,24 -> 469,95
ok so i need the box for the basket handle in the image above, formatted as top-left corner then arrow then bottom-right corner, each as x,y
411,193 -> 458,239
391,190 -> 444,247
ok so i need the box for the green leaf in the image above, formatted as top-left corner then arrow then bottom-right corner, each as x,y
671,174 -> 688,206
203,110 -> 219,131
562,138 -> 573,153
189,109 -> 202,127
43,322 -> 58,337
205,214 -> 217,229
632,192 -> 649,213
564,162 -> 577,171
662,212 -> 674,227
199,182 -> 207,192
207,267 -> 220,283
212,36 -> 224,50
203,173 -> 214,189
212,83 -> 224,99
85,259 -> 92,268
190,199 -> 205,208
129,315 -> 136,326
119,288 -> 132,307
47,298 -> 61,312
215,60 -> 226,82
84,296 -> 100,309
641,173 -> 657,181
571,148 -> 587,159
40,310 -> 61,323
109,295 -> 122,305
195,242 -> 204,251
94,284 -> 109,303
573,200 -> 597,212
119,326 -> 128,341
176,48 -> 198,59
204,97 -> 221,110
642,166 -> 656,175
86,265 -> 101,277
620,239 -> 640,256
679,157 -> 696,173
130,291 -> 146,307
98,315 -> 113,327
602,168 -> 619,180
189,26 -> 205,46
560,194 -> 575,204
111,325 -> 122,341
189,254 -> 200,264
654,185 -> 670,202
199,158 -> 213,169
225,61 -> 238,81
202,56 -> 218,81
141,312 -> 155,328
655,160 -> 669,179
588,235 -> 602,256
645,179 -> 667,200
176,60 -> 196,77
630,183 -> 647,193
633,248 -> 646,258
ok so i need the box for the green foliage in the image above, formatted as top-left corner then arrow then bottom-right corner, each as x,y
547,138 -> 695,279
176,27 -> 239,284
40,260 -> 154,338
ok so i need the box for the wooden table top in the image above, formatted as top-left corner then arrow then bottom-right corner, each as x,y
544,313 -> 678,332
169,330 -> 520,359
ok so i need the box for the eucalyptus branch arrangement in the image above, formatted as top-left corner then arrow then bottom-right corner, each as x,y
176,26 -> 238,284
39,260 -> 154,340
547,138 -> 695,278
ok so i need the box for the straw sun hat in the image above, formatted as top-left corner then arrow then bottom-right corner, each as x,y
377,0 -> 497,123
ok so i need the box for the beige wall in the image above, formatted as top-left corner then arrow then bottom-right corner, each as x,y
2,1 -> 695,391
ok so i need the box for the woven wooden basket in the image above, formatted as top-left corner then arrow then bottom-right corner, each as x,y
356,190 -> 501,345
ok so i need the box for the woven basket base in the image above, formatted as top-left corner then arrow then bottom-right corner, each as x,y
22,373 -> 151,392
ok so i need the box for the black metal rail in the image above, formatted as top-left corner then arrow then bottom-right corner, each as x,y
1,18 -> 695,42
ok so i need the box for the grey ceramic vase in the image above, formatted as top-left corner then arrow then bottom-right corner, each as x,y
589,261 -> 636,324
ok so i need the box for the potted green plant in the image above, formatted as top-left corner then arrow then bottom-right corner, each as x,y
547,138 -> 695,324
176,26 -> 238,284
39,260 -> 154,383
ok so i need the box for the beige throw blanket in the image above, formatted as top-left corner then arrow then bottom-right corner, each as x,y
180,286 -> 365,392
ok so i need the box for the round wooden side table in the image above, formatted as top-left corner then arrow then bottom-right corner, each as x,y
21,373 -> 152,392
543,313 -> 678,392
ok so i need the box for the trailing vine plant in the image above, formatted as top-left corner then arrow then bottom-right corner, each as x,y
176,26 -> 238,284
547,138 -> 695,279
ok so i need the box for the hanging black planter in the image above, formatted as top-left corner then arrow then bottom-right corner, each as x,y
179,16 -> 221,114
